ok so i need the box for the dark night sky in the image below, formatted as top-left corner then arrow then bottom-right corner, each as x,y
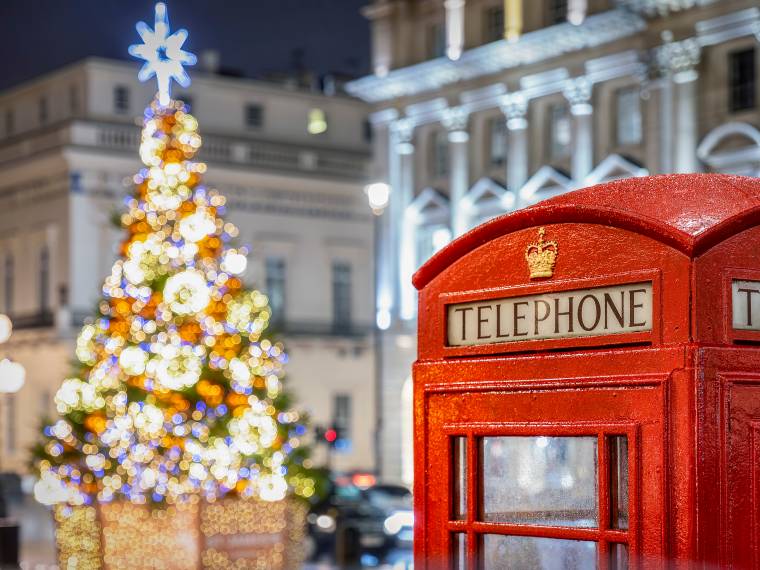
0,0 -> 371,91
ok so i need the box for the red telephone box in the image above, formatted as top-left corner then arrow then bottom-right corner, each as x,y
412,174 -> 760,569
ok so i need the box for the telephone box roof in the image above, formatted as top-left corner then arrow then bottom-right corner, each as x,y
413,174 -> 760,290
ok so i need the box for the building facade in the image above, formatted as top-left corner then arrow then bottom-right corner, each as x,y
347,0 -> 760,483
0,58 -> 374,476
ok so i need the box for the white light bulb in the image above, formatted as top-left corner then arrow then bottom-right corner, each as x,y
0,358 -> 25,393
0,314 -> 12,343
119,346 -> 149,375
179,211 -> 216,242
163,269 -> 210,315
365,182 -> 390,211
221,251 -> 247,275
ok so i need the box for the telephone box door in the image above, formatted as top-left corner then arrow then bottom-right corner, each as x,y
418,364 -> 668,569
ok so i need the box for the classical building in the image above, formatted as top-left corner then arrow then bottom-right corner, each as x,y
347,0 -> 760,482
0,57 -> 374,476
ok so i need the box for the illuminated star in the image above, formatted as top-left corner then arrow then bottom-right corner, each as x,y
128,2 -> 197,106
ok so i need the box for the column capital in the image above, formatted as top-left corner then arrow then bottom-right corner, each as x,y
442,107 -> 470,142
563,77 -> 593,116
654,32 -> 701,83
499,93 -> 528,130
391,119 -> 415,154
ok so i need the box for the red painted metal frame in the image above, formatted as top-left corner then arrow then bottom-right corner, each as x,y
413,175 -> 760,569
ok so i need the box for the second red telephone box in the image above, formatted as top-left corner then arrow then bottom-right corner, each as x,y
412,174 -> 760,569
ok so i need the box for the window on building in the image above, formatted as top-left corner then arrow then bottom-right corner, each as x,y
6,394 -> 16,454
333,394 -> 352,444
40,245 -> 50,312
245,103 -> 264,128
4,109 -> 13,137
615,86 -> 643,146
70,85 -> 80,115
488,116 -> 508,167
114,85 -> 130,114
549,103 -> 572,159
4,255 -> 13,314
428,22 -> 446,58
265,257 -> 286,325
548,0 -> 568,24
729,48 -> 756,112
432,130 -> 450,178
417,224 -> 452,268
363,119 -> 373,143
39,96 -> 48,125
484,6 -> 505,43
308,108 -> 328,135
332,261 -> 352,330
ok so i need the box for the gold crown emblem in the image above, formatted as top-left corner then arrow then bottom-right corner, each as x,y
525,227 -> 558,279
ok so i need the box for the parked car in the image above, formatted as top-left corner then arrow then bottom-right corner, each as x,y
306,478 -> 392,563
364,483 -> 414,548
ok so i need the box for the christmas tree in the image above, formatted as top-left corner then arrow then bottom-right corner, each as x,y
33,3 -> 316,509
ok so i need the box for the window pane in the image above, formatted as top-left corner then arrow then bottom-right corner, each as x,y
729,48 -> 756,112
481,436 -> 598,527
609,436 -> 629,530
610,543 -> 629,569
452,533 -> 467,569
332,261 -> 352,329
550,105 -> 571,159
616,87 -> 642,146
488,117 -> 507,167
481,535 -> 596,570
452,437 -> 467,520
265,257 -> 286,324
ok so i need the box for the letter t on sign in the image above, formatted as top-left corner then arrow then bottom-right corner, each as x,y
732,280 -> 760,331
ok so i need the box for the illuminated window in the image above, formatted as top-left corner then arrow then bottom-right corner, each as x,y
39,96 -> 48,125
265,257 -> 286,325
332,261 -> 352,330
549,103 -> 572,159
432,130 -> 449,178
428,22 -> 446,58
245,103 -> 263,128
113,86 -> 130,114
308,108 -> 328,135
616,86 -> 642,146
729,48 -> 756,112
488,116 -> 508,167
548,0 -> 568,24
484,6 -> 505,43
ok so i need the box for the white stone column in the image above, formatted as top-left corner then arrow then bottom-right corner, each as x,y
563,77 -> 594,184
655,34 -> 701,173
444,0 -> 466,61
390,120 -> 416,321
500,93 -> 529,205
443,107 -> 470,237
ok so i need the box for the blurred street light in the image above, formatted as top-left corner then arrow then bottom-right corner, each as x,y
0,315 -> 11,344
365,182 -> 390,214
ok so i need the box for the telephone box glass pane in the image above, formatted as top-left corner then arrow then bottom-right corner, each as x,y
480,534 -> 597,569
610,543 -> 629,569
453,437 -> 467,519
481,436 -> 598,527
609,436 -> 629,530
452,533 -> 467,569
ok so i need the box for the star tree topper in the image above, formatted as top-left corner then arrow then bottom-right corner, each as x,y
129,2 -> 197,106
